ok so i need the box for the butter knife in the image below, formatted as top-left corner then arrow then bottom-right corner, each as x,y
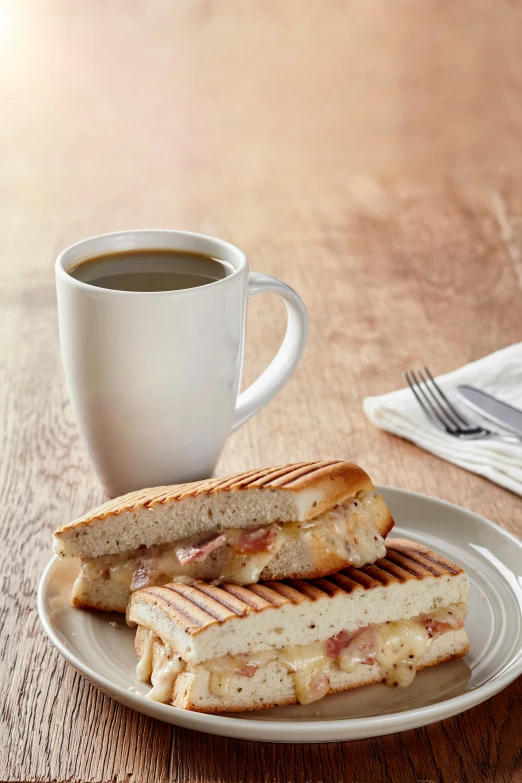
457,385 -> 522,439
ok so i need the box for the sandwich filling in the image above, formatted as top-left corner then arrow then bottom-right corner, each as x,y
77,490 -> 386,590
137,602 -> 467,706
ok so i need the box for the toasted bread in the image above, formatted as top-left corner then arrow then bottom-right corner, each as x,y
70,494 -> 393,613
54,461 -> 375,559
135,627 -> 469,713
129,539 -> 469,664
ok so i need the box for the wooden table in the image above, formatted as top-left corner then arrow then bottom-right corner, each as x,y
2,0 -> 521,781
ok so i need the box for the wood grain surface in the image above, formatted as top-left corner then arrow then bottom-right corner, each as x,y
1,0 -> 521,781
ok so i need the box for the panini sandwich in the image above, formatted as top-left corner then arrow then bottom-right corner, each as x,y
128,539 -> 469,713
53,461 -> 394,613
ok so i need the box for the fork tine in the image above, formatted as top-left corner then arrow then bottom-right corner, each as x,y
404,366 -> 493,440
423,366 -> 473,427
410,369 -> 459,430
403,370 -> 454,431
417,367 -> 462,429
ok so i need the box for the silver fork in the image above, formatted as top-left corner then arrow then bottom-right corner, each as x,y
403,367 -> 522,443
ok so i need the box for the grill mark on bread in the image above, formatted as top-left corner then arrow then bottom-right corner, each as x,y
162,583 -> 243,622
381,553 -> 435,578
196,470 -> 269,493
159,461 -> 344,494
264,582 -> 316,604
131,539 -> 464,637
229,464 -> 309,489
219,584 -> 282,610
385,548 -> 459,577
247,583 -> 294,606
182,463 -> 337,495
285,579 -> 336,601
242,464 -> 311,487
408,549 -> 460,575
194,583 -> 256,615
326,572 -> 362,592
387,539 -> 462,565
357,561 -> 407,585
61,461 -> 360,526
367,559 -> 418,582
265,461 -> 343,488
306,576 -> 344,597
188,466 -> 289,493
342,568 -> 382,589
142,586 -> 224,629
78,487 -> 172,517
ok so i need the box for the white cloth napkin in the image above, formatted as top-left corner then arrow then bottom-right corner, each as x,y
363,343 -> 522,496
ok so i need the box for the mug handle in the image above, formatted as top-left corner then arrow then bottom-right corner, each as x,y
231,272 -> 308,432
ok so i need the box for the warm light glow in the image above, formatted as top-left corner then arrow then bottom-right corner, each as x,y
0,0 -> 13,45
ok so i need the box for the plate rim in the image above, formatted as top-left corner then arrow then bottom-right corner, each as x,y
37,485 -> 522,742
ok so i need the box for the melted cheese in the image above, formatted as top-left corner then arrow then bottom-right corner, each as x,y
110,560 -> 138,589
137,630 -> 185,703
205,603 -> 466,703
208,671 -> 234,698
277,608 -> 461,701
206,651 -> 277,697
138,603 -> 466,706
376,620 -> 430,688
148,649 -> 185,703
281,491 -> 386,568
222,549 -> 277,584
82,491 -> 385,592
136,631 -> 154,682
279,642 -> 331,705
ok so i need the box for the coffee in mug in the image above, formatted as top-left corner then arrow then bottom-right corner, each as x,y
68,248 -> 233,292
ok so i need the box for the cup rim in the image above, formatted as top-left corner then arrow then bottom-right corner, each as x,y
55,229 -> 248,296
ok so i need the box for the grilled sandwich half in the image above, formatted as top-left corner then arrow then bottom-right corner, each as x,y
128,539 -> 470,713
53,461 -> 394,613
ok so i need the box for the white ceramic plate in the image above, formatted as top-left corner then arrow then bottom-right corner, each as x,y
38,486 -> 522,743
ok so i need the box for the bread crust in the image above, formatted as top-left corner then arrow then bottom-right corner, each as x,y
54,461 -> 374,557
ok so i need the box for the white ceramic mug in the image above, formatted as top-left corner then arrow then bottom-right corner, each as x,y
55,230 -> 308,496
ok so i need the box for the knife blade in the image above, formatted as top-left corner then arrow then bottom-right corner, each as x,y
457,385 -> 522,438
